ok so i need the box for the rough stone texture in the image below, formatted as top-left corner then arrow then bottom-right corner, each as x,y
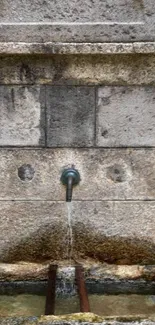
0,86 -> 45,146
0,0 -> 144,23
0,149 -> 155,200
0,262 -> 49,281
1,0 -> 154,43
1,23 -> 152,43
46,87 -> 95,147
72,201 -> 155,264
1,54 -> 155,86
2,42 -> 155,55
0,201 -> 155,264
0,0 -> 155,276
0,262 -> 155,281
1,315 -> 155,325
0,201 -> 68,262
97,86 -> 155,147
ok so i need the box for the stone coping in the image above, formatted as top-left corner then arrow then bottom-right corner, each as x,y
1,42 -> 155,55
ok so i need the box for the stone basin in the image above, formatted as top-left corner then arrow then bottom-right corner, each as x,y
0,262 -> 155,324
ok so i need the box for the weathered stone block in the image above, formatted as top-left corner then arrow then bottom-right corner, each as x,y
2,55 -> 155,86
72,201 -> 155,264
0,316 -> 153,325
0,24 -> 152,43
0,200 -> 155,264
0,86 -> 45,146
46,87 -> 95,147
1,0 -> 153,43
0,0 -> 144,23
0,201 -> 68,262
2,42 -> 155,55
1,54 -> 155,86
96,86 -> 155,147
0,149 -> 155,200
0,262 -> 154,282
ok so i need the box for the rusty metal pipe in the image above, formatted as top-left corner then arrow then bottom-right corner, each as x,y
75,265 -> 90,312
45,264 -> 58,315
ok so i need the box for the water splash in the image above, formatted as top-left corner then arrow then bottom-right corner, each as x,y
57,267 -> 76,296
66,202 -> 73,263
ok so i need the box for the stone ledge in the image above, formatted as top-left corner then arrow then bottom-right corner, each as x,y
1,314 -> 155,325
1,42 -> 155,55
0,262 -> 155,281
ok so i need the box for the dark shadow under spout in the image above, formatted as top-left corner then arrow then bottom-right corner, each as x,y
61,167 -> 80,202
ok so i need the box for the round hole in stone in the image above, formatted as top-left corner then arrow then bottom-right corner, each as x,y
18,164 -> 35,181
106,164 -> 126,183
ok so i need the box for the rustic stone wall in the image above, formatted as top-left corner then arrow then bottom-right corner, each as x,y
1,0 -> 155,267
0,53 -> 155,265
0,0 -> 155,43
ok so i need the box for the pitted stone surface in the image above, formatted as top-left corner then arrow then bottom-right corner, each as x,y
2,42 -> 155,55
0,24 -> 150,43
72,201 -> 155,264
0,201 -> 68,262
1,262 -> 155,281
1,54 -> 155,86
1,1 -> 154,43
97,86 -> 155,147
0,149 -> 154,200
46,87 -> 95,147
0,316 -> 154,325
0,0 -> 144,23
0,200 -> 155,263
0,86 -> 45,146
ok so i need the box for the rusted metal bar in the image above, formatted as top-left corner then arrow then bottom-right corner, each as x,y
45,264 -> 58,315
75,265 -> 90,312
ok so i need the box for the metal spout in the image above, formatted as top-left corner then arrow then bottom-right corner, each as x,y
61,168 -> 80,202
66,175 -> 74,202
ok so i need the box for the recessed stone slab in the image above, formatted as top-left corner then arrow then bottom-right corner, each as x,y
0,86 -> 45,146
96,86 -> 155,147
46,87 -> 95,147
0,149 -> 154,200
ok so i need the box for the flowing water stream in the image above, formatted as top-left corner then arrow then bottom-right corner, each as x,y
1,202 -> 155,317
66,202 -> 73,263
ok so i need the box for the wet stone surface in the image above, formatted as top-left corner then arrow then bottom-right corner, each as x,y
0,294 -> 155,318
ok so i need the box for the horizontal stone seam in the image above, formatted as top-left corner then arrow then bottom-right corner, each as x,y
1,83 -> 155,87
0,146 -> 154,149
0,23 -> 145,26
0,84 -> 96,88
0,200 -> 155,202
